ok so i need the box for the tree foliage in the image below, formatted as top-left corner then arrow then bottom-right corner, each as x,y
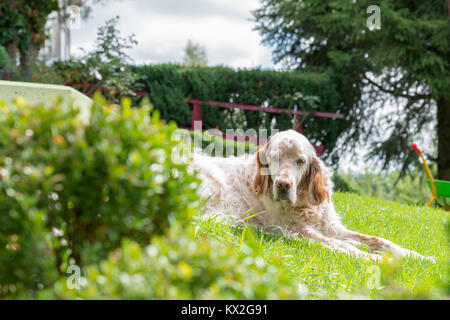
183,40 -> 208,68
54,16 -> 138,103
0,0 -> 113,78
253,0 -> 450,178
0,0 -> 58,75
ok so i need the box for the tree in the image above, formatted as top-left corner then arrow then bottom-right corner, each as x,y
55,16 -> 138,103
0,0 -> 58,77
253,0 -> 450,179
183,40 -> 207,67
0,0 -> 110,78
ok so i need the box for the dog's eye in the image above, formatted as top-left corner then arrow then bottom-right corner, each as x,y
297,158 -> 305,166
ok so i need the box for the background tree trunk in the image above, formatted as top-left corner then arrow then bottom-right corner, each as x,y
19,48 -> 32,79
3,40 -> 18,80
437,97 -> 450,180
19,41 -> 37,80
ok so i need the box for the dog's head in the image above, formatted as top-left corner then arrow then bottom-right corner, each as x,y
253,130 -> 329,206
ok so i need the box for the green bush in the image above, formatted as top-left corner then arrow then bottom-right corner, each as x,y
39,224 -> 303,299
0,45 -> 9,70
335,170 -> 432,205
332,173 -> 358,194
53,17 -> 138,103
0,95 -> 200,297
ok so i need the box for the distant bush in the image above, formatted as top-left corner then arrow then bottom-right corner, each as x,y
332,173 -> 358,194
54,16 -> 138,103
0,45 -> 9,70
0,95 -> 199,297
335,171 -> 432,205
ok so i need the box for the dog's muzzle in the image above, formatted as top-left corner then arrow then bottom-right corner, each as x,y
275,179 -> 292,201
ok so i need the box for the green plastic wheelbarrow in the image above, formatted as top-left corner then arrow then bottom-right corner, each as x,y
426,180 -> 450,208
412,143 -> 450,210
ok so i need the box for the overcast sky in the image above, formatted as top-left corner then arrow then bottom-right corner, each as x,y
71,0 -> 276,68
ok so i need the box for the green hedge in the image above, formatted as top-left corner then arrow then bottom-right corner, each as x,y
131,64 -> 350,163
54,62 -> 350,162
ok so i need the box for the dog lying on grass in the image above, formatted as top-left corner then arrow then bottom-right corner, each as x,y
192,130 -> 434,263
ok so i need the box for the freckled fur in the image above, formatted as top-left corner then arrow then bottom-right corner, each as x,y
191,130 -> 434,263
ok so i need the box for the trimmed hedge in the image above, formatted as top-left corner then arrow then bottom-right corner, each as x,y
132,64 -> 350,163
55,62 -> 351,163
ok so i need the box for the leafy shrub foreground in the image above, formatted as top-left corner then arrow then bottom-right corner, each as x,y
0,96 -> 199,297
40,224 -> 303,300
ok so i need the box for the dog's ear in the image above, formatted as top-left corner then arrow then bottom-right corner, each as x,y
252,143 -> 270,198
304,156 -> 329,205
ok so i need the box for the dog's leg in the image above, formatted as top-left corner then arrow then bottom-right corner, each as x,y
333,228 -> 434,262
297,226 -> 383,263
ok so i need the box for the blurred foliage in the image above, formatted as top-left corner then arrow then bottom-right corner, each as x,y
39,224 -> 304,299
54,16 -> 138,103
0,45 -> 9,70
332,173 -> 358,194
336,169 -> 436,205
0,0 -> 115,77
13,56 -> 65,84
0,95 -> 200,297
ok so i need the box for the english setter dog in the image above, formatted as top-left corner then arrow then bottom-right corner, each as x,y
192,130 -> 433,263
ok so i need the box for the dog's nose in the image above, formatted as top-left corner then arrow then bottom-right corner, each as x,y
276,179 -> 292,192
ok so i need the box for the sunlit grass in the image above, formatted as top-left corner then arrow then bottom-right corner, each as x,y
194,192 -> 449,299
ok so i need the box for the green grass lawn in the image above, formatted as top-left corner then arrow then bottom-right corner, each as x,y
195,192 -> 449,299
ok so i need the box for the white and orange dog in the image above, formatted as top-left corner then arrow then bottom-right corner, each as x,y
192,130 -> 433,262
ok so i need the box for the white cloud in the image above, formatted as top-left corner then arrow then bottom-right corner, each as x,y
70,0 -> 275,68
